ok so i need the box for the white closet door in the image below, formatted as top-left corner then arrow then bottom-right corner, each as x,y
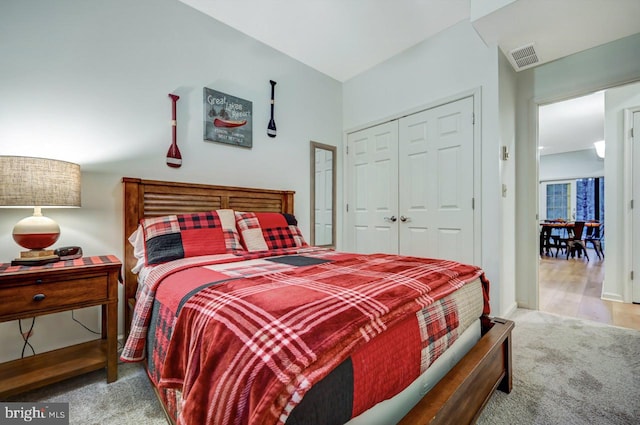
346,121 -> 399,254
399,97 -> 475,263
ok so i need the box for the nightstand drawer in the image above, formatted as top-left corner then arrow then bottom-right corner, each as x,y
0,275 -> 108,317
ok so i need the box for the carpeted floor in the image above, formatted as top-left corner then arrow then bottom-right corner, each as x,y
6,309 -> 640,424
476,309 -> 640,425
6,361 -> 167,424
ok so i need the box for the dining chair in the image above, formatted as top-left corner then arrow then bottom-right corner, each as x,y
548,223 -> 570,257
584,223 -> 604,260
564,221 -> 589,260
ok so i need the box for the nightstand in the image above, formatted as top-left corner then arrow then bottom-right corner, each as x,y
0,255 -> 121,399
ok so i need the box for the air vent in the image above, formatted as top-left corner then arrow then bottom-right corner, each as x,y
509,43 -> 540,70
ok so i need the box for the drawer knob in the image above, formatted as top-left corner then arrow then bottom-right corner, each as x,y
32,293 -> 46,302
35,279 -> 43,284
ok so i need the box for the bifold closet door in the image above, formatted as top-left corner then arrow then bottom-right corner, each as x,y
346,96 -> 475,261
346,121 -> 399,254
398,96 -> 475,263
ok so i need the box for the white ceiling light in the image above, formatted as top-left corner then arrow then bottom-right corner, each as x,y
594,140 -> 605,158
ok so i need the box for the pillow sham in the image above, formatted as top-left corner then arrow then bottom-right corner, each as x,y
216,209 -> 244,252
139,209 -> 243,266
235,211 -> 307,252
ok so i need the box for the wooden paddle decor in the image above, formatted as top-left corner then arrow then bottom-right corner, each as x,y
267,80 -> 277,138
166,93 -> 182,168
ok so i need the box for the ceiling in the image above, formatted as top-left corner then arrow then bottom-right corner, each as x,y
538,91 -> 604,156
178,0 -> 640,82
178,0 -> 640,157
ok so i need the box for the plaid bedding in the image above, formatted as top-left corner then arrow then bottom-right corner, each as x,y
121,247 -> 337,361
121,250 -> 489,425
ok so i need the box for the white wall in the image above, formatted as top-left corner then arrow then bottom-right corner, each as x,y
0,0 -> 342,362
539,150 -> 604,181
343,21 -> 513,317
515,33 -> 640,309
498,50 -> 518,316
343,22 -> 496,130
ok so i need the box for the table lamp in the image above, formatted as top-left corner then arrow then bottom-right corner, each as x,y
0,156 -> 81,264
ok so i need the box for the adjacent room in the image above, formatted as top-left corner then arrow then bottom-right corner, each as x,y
1,0 -> 639,424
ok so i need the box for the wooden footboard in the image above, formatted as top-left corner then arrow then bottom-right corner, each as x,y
399,317 -> 514,425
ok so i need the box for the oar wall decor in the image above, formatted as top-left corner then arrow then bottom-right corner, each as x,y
267,80 -> 277,138
166,93 -> 182,168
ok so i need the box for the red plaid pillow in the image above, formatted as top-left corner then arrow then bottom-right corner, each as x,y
140,210 -> 243,265
235,212 -> 307,252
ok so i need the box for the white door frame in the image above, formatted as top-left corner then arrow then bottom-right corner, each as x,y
529,93 -> 637,308
624,107 -> 640,303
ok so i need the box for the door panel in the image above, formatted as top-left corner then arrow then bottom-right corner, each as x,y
347,121 -> 399,254
437,228 -> 464,261
399,110 -> 433,257
399,97 -> 474,263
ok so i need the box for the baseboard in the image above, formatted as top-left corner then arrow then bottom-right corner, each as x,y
501,302 -> 519,318
601,292 -> 624,303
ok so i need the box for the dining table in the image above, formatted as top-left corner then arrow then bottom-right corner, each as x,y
539,221 -> 601,257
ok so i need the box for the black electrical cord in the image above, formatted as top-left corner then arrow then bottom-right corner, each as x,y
71,311 -> 124,355
71,310 -> 100,335
18,312 -> 124,359
19,317 -> 36,358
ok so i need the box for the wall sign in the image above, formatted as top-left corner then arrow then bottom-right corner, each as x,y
203,87 -> 253,148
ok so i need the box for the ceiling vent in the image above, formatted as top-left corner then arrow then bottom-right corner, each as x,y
509,43 -> 540,71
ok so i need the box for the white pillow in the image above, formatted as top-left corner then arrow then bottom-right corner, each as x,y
128,225 -> 145,274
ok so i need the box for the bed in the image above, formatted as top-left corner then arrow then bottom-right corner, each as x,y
120,177 -> 513,425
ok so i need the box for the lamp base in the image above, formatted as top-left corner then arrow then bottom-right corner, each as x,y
12,211 -> 60,250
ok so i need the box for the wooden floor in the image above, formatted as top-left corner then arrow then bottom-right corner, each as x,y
539,248 -> 640,331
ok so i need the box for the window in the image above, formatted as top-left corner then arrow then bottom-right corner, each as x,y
546,183 -> 571,221
576,177 -> 605,222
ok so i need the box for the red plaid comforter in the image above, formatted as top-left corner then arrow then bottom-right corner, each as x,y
121,247 -> 322,361
121,250 -> 489,425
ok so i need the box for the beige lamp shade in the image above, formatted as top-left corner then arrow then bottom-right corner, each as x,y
0,156 -> 81,250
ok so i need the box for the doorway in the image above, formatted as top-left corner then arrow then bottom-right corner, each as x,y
537,91 -> 639,330
537,92 -> 608,323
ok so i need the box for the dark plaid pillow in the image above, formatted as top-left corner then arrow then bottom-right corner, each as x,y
141,210 -> 240,265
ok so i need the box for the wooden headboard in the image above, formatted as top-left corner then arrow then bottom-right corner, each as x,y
122,177 -> 295,335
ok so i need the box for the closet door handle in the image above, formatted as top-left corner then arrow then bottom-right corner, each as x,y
400,216 -> 410,222
384,216 -> 397,223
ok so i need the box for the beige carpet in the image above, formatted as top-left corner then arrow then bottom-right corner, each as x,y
6,361 -> 166,424
477,309 -> 640,425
